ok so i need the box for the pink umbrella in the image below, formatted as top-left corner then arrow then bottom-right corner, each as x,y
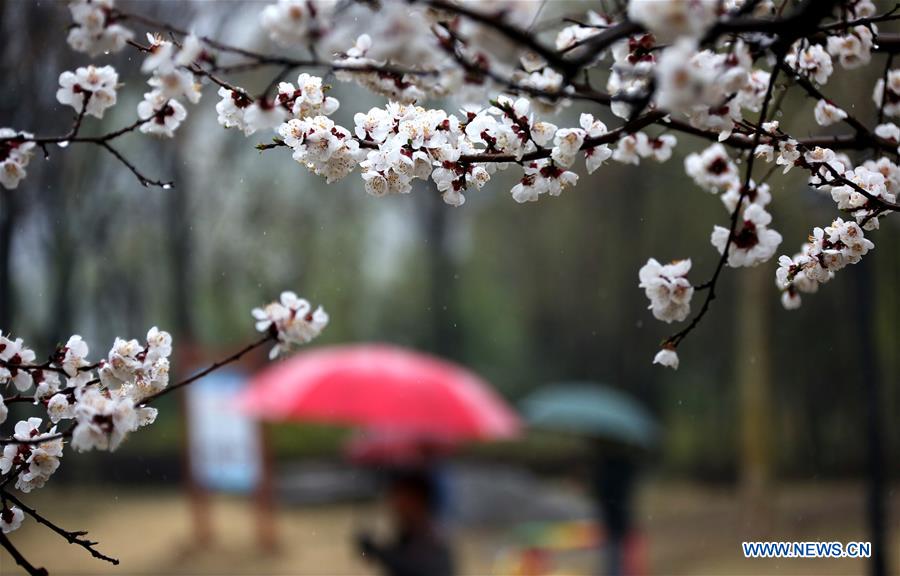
239,344 -> 520,441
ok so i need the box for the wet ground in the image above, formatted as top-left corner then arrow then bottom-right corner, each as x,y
6,476 -> 899,575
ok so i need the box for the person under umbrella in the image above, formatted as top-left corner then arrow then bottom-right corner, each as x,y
356,468 -> 455,576
521,382 -> 658,576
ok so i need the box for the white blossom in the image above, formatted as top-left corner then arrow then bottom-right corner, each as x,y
685,143 -> 739,192
638,258 -> 694,323
872,69 -> 900,117
71,387 -> 138,452
245,100 -> 289,134
578,114 -> 613,173
0,506 -> 24,533
215,87 -> 253,135
814,99 -> 848,126
509,160 -> 578,203
875,122 -> 900,144
175,34 -> 204,67
278,73 -> 340,119
67,0 -> 133,56
0,129 -> 36,190
628,0 -> 718,41
710,204 -> 782,267
0,418 -> 63,493
47,393 -> 75,424
137,91 -> 187,138
56,65 -> 118,119
786,43 -> 833,85
774,139 -> 800,174
555,11 -> 609,52
148,69 -> 201,105
826,26 -> 874,70
550,128 -> 586,168
613,134 -> 642,165
260,0 -> 332,46
0,335 -> 36,391
252,292 -> 329,358
653,348 -> 679,370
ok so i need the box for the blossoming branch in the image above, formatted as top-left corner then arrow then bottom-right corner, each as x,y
0,292 -> 327,575
2,0 -> 900,370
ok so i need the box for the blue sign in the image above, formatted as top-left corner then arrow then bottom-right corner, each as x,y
186,369 -> 262,493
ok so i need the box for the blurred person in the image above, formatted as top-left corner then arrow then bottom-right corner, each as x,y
592,449 -> 639,576
356,468 -> 456,576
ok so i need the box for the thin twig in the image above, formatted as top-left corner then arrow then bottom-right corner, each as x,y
0,532 -> 48,576
141,333 -> 273,404
664,54 -> 784,349
1,491 -> 119,565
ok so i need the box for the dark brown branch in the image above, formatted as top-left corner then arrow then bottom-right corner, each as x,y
99,142 -> 172,189
818,3 -> 900,32
140,333 -> 273,404
775,61 -> 896,154
1,491 -> 119,566
0,531 -> 48,576
420,0 -> 577,75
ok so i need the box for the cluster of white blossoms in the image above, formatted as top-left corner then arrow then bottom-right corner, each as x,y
281,115 -> 362,184
0,129 -> 36,190
655,39 -> 767,141
67,0 -> 133,57
137,33 -> 203,138
56,65 -> 119,119
218,72 -> 340,138
0,329 -> 170,455
6,0 -> 897,376
0,418 -> 64,494
684,143 -> 783,267
775,218 -> 874,308
639,259 -> 694,324
258,84 -> 645,207
638,258 -> 695,371
785,43 -> 834,85
0,292 -> 326,534
252,291 -> 330,359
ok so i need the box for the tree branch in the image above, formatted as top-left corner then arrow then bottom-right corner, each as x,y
0,531 -> 48,576
1,491 -> 119,566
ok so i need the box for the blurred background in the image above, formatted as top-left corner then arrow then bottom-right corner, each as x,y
1,0 -> 899,574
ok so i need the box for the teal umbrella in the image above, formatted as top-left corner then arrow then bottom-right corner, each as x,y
521,382 -> 658,450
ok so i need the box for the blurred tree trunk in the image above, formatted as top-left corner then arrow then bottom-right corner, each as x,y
0,192 -> 18,330
417,183 -> 459,359
855,260 -> 886,576
164,145 -> 212,547
736,265 -> 773,529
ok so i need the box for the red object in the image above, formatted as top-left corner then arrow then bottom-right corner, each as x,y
239,344 -> 520,441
